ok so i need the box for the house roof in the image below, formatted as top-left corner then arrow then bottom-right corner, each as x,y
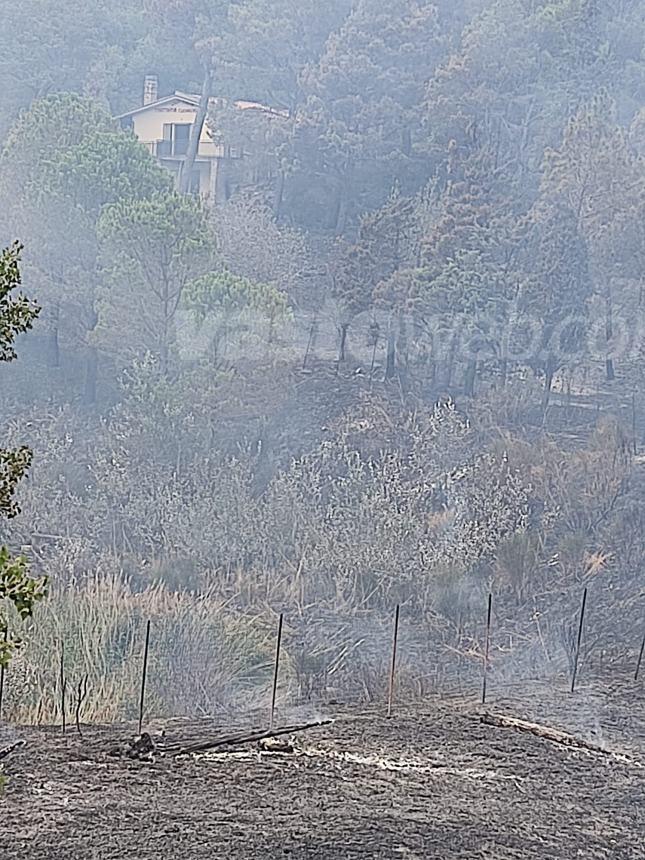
233,100 -> 290,119
115,91 -> 200,120
116,92 -> 289,121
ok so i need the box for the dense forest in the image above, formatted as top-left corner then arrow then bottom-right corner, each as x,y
0,0 -> 644,721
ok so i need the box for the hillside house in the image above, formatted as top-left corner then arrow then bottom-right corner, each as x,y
117,76 -> 286,203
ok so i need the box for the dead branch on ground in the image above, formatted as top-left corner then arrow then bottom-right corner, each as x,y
169,719 -> 332,757
480,712 -> 635,762
0,740 -> 26,761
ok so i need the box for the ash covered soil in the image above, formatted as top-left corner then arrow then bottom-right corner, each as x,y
1,680 -> 645,860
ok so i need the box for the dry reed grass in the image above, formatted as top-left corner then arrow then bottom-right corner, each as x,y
4,573 -> 273,725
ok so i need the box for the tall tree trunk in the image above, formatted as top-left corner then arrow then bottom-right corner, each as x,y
47,303 -> 60,368
445,337 -> 457,387
394,309 -> 409,388
605,280 -> 615,382
334,181 -> 348,234
499,356 -> 508,387
160,272 -> 170,376
397,310 -> 408,371
402,127 -> 412,157
83,345 -> 98,406
83,303 -> 99,405
542,356 -> 555,410
179,67 -> 213,195
427,353 -> 436,387
385,319 -> 396,379
273,170 -> 286,219
333,166 -> 352,234
338,323 -> 349,363
464,359 -> 477,397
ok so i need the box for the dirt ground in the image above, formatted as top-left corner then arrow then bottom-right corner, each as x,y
1,678 -> 644,859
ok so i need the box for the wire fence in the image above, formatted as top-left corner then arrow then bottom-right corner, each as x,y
1,580 -> 644,732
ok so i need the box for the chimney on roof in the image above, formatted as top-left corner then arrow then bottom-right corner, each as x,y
143,75 -> 158,106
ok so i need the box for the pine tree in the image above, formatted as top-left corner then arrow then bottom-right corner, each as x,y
0,94 -> 171,399
97,192 -> 215,374
332,187 -> 417,368
520,201 -> 592,403
414,146 -> 525,392
540,93 -> 645,381
297,0 -> 447,230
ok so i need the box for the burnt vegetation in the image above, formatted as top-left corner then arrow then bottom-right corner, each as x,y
1,2 -> 645,856
0,0 -> 644,832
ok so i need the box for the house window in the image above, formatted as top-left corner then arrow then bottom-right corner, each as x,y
161,122 -> 192,156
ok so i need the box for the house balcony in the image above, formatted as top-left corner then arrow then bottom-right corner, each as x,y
145,139 -> 230,160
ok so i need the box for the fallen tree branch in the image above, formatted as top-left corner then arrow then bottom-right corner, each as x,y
0,740 -> 25,761
170,719 -> 332,758
480,712 -> 620,758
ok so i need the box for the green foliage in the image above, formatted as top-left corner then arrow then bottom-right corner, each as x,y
0,243 -> 40,362
1,94 -> 115,202
535,92 -> 644,382
186,270 -> 290,322
0,246 -> 40,605
423,0 -> 641,205
415,248 -> 509,334
333,186 -> 417,321
17,105 -> 193,369
533,0 -> 607,92
0,0 -> 149,135
0,95 -> 173,390
97,192 -> 216,369
99,190 -> 213,256
522,203 -> 590,328
541,92 -> 645,269
0,447 -> 33,521
0,549 -> 38,620
0,243 -> 47,666
54,130 -> 172,215
184,270 -> 291,360
2,94 -> 169,224
0,549 -> 48,667
294,0 -> 446,223
303,0 -> 445,162
217,0 -> 352,110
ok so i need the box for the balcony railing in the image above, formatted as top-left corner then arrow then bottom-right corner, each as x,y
158,138 -> 186,157
147,139 -> 228,159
